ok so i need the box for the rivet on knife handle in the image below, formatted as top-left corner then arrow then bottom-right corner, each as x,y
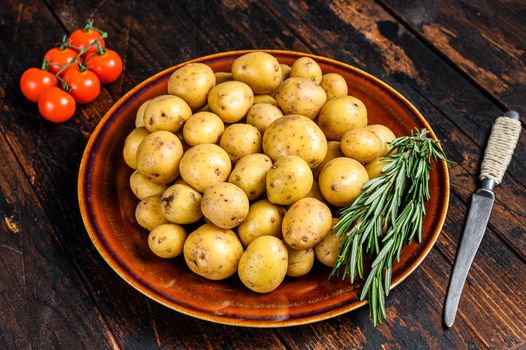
444,111 -> 521,328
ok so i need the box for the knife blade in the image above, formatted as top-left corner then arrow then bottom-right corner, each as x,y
444,111 -> 522,328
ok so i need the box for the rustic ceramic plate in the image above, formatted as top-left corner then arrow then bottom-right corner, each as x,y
78,50 -> 449,327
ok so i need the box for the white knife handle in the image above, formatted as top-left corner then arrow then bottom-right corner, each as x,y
480,111 -> 521,185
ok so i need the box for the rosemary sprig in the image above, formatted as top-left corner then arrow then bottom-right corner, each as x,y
331,128 -> 447,326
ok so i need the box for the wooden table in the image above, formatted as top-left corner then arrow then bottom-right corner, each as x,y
1,1 -> 525,349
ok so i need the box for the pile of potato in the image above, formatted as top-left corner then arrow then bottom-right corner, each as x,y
123,52 -> 396,293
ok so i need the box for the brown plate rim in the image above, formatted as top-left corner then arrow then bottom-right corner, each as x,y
78,49 -> 450,327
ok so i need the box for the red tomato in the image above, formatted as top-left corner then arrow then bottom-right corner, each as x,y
63,69 -> 101,104
85,49 -> 123,84
44,47 -> 78,75
68,28 -> 105,56
20,68 -> 58,102
38,87 -> 76,123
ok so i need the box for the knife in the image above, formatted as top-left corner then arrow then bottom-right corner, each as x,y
444,110 -> 522,328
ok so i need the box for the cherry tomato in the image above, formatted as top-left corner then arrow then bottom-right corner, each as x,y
20,68 -> 58,102
68,28 -> 105,56
44,47 -> 78,75
63,68 -> 101,104
38,87 -> 76,123
85,49 -> 123,84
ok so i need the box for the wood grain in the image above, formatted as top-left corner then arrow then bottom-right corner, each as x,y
378,0 -> 526,119
0,0 -> 524,348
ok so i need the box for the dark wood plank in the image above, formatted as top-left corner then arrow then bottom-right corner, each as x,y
0,130 -> 118,349
378,0 -> 526,119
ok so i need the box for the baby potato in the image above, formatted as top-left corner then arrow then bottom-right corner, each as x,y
201,182 -> 249,229
276,77 -> 326,119
123,127 -> 150,169
148,223 -> 187,258
286,246 -> 315,277
135,195 -> 169,231
253,95 -> 277,105
262,114 -> 328,167
246,103 -> 283,134
135,99 -> 151,127
160,184 -> 203,224
143,95 -> 192,133
319,157 -> 369,207
214,71 -> 233,84
219,124 -> 262,162
183,112 -> 225,146
229,153 -> 272,200
280,63 -> 291,81
315,218 -> 344,267
129,170 -> 168,200
282,197 -> 332,249
136,131 -> 184,184
231,52 -> 282,94
208,81 -> 254,123
290,57 -> 322,84
320,73 -> 348,100
168,63 -> 216,110
238,236 -> 288,293
312,141 -> 344,179
306,180 -> 326,203
366,124 -> 396,156
237,199 -> 286,247
266,156 -> 313,205
184,224 -> 243,280
179,144 -> 232,192
318,96 -> 368,140
341,127 -> 384,164
365,158 -> 390,179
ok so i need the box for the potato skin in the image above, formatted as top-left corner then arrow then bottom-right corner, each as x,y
246,103 -> 283,133
286,246 -> 315,277
237,199 -> 286,247
168,63 -> 216,110
319,157 -> 369,207
318,96 -> 368,140
143,95 -> 192,133
148,223 -> 187,258
341,127 -> 384,164
208,81 -> 254,123
262,114 -> 328,168
266,156 -> 313,205
160,184 -> 203,224
228,153 -> 272,201
315,218 -> 344,267
306,180 -> 326,203
320,73 -> 348,100
129,170 -> 167,200
136,131 -> 184,184
135,99 -> 151,127
312,141 -> 344,179
123,127 -> 150,169
279,63 -> 292,82
179,144 -> 232,192
214,71 -> 233,84
290,57 -> 322,84
276,77 -> 326,119
201,182 -> 249,229
219,124 -> 262,163
253,95 -> 277,106
366,124 -> 396,156
184,224 -> 243,280
238,236 -> 288,293
183,112 -> 225,146
365,158 -> 389,179
282,197 -> 332,249
231,52 -> 282,94
135,195 -> 169,231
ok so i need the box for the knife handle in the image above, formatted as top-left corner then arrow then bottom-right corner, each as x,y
479,111 -> 521,186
